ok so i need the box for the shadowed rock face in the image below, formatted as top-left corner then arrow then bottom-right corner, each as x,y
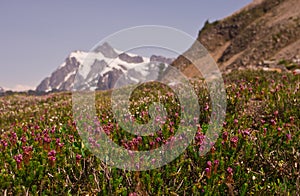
118,53 -> 144,64
97,68 -> 123,90
150,55 -> 174,65
36,78 -> 50,92
36,55 -> 80,92
49,57 -> 80,88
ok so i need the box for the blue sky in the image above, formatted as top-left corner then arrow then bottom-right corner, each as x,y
0,0 -> 251,91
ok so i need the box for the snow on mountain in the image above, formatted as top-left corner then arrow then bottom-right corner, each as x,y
36,43 -> 174,92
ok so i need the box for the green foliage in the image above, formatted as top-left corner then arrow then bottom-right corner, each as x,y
0,70 -> 299,194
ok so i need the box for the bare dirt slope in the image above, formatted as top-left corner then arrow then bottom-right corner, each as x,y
172,0 -> 300,77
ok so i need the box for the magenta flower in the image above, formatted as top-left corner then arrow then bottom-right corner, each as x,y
22,126 -> 28,132
277,127 -> 282,135
151,158 -> 156,164
207,161 -> 212,168
222,131 -> 228,141
22,146 -> 33,165
205,167 -> 210,173
76,154 -> 82,161
50,126 -> 56,134
48,156 -> 56,165
226,167 -> 234,182
22,146 -> 33,155
238,129 -> 241,134
68,135 -> 74,142
76,154 -> 82,165
58,142 -> 64,147
48,150 -> 56,157
1,139 -> 8,149
56,140 -> 64,152
204,103 -> 209,111
43,136 -> 52,151
20,135 -> 27,144
270,119 -> 276,126
48,150 -> 56,167
137,136 -> 142,143
213,159 -> 219,174
230,136 -> 239,148
10,132 -> 18,146
14,154 -> 23,169
14,154 -> 23,163
286,134 -> 292,143
214,160 -> 219,166
123,143 -> 129,149
263,128 -> 267,135
234,119 -> 238,124
205,167 -> 211,178
242,129 -> 250,138
290,116 -> 295,123
42,129 -> 49,136
195,131 -> 205,145
11,132 -> 17,138
211,146 -> 216,154
132,138 -> 139,146
44,137 -> 51,143
227,167 -> 233,175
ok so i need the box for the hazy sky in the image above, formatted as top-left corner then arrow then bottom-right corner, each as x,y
0,0 -> 251,91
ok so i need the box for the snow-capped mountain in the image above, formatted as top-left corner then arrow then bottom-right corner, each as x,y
36,43 -> 174,92
0,87 -> 4,93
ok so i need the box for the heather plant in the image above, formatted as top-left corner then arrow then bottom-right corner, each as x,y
0,70 -> 299,195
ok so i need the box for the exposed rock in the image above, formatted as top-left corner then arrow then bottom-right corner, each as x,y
86,60 -> 108,82
36,54 -> 80,92
94,42 -> 119,58
97,68 -> 123,90
36,77 -> 50,92
150,55 -> 174,65
118,53 -> 144,64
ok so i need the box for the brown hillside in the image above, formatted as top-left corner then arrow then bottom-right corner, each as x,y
172,0 -> 300,77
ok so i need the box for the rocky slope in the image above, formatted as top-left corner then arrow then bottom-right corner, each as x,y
173,0 -> 300,77
36,43 -> 174,92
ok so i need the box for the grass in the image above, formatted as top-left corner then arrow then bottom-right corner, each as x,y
0,70 -> 299,195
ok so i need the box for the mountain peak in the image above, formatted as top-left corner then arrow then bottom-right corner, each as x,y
94,42 -> 119,58
36,44 -> 172,92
